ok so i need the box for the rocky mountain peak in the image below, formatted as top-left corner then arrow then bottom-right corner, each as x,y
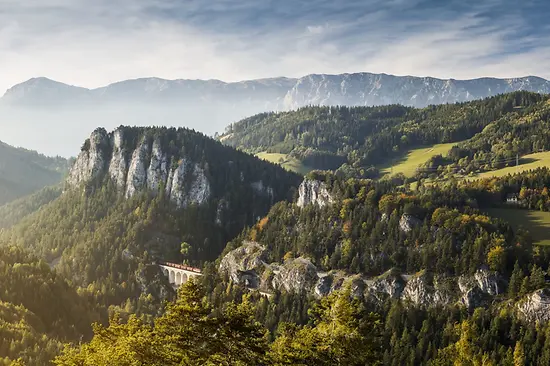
67,127 -> 212,208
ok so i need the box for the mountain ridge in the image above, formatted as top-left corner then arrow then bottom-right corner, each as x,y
4,73 -> 550,108
4,73 -> 549,95
2,72 -> 550,157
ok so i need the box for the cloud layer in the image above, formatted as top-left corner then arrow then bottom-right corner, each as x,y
1,0 -> 549,93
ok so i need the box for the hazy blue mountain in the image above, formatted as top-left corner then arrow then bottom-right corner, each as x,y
1,73 -> 549,156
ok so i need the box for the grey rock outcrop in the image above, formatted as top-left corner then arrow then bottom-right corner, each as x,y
297,179 -> 333,208
517,289 -> 550,323
272,257 -> 320,293
67,129 -> 109,186
125,138 -> 149,198
399,214 -> 422,233
401,272 -> 452,307
146,138 -> 169,193
365,269 -> 407,303
219,243 -> 518,317
108,129 -> 128,189
218,241 -> 268,285
458,269 -> 501,309
67,128 -> 211,208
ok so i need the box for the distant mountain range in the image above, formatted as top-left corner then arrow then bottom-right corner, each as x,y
1,73 -> 550,156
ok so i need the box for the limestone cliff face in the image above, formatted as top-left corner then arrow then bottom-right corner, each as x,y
67,128 -> 211,208
401,272 -> 452,307
458,269 -> 501,309
219,242 -> 507,312
297,179 -> 333,208
219,241 -> 268,284
67,129 -> 109,186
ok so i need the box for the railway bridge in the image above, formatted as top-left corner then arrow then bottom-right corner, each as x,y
159,261 -> 202,287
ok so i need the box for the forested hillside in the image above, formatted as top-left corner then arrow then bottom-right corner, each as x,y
54,168 -> 550,365
420,98 -> 550,178
205,169 -> 550,365
0,141 -> 67,205
0,245 -> 102,365
221,92 -> 549,178
0,186 -> 62,229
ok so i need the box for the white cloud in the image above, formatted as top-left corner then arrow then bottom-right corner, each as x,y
0,0 -> 549,94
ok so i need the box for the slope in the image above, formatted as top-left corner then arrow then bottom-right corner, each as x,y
0,140 -> 67,205
0,245 -> 102,365
204,169 -> 550,364
222,92 -> 548,177
378,141 -> 461,178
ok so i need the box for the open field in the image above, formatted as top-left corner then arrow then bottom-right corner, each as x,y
379,142 -> 460,178
467,151 -> 550,181
256,152 -> 312,175
486,208 -> 550,246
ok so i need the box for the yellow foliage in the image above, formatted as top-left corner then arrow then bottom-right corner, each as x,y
257,217 -> 269,232
343,221 -> 352,235
487,245 -> 506,272
283,251 -> 294,261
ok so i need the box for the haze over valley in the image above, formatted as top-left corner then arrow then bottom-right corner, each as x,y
2,73 -> 550,156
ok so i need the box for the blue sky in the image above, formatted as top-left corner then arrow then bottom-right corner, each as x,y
0,0 -> 549,92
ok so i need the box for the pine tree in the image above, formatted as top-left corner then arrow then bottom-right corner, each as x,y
508,262 -> 524,297
513,341 -> 525,366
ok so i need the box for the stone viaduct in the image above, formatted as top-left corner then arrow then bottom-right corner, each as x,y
159,261 -> 202,287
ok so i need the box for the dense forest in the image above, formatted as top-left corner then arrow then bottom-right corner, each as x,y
0,141 -> 68,205
0,245 -> 102,365
221,92 -> 549,178
49,167 -> 550,365
202,169 -> 550,365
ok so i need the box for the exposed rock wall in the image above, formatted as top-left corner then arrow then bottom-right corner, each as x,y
297,179 -> 333,208
219,242 -> 505,312
399,214 -> 422,233
517,289 -> 550,322
67,128 -> 211,208
67,129 -> 109,186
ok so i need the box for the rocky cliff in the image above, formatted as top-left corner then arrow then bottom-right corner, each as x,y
219,241 -> 503,310
282,74 -> 550,110
517,289 -> 550,322
67,126 -> 300,217
296,179 -> 334,208
68,128 -> 211,208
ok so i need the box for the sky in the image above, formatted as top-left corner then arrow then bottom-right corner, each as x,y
1,0 -> 550,93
